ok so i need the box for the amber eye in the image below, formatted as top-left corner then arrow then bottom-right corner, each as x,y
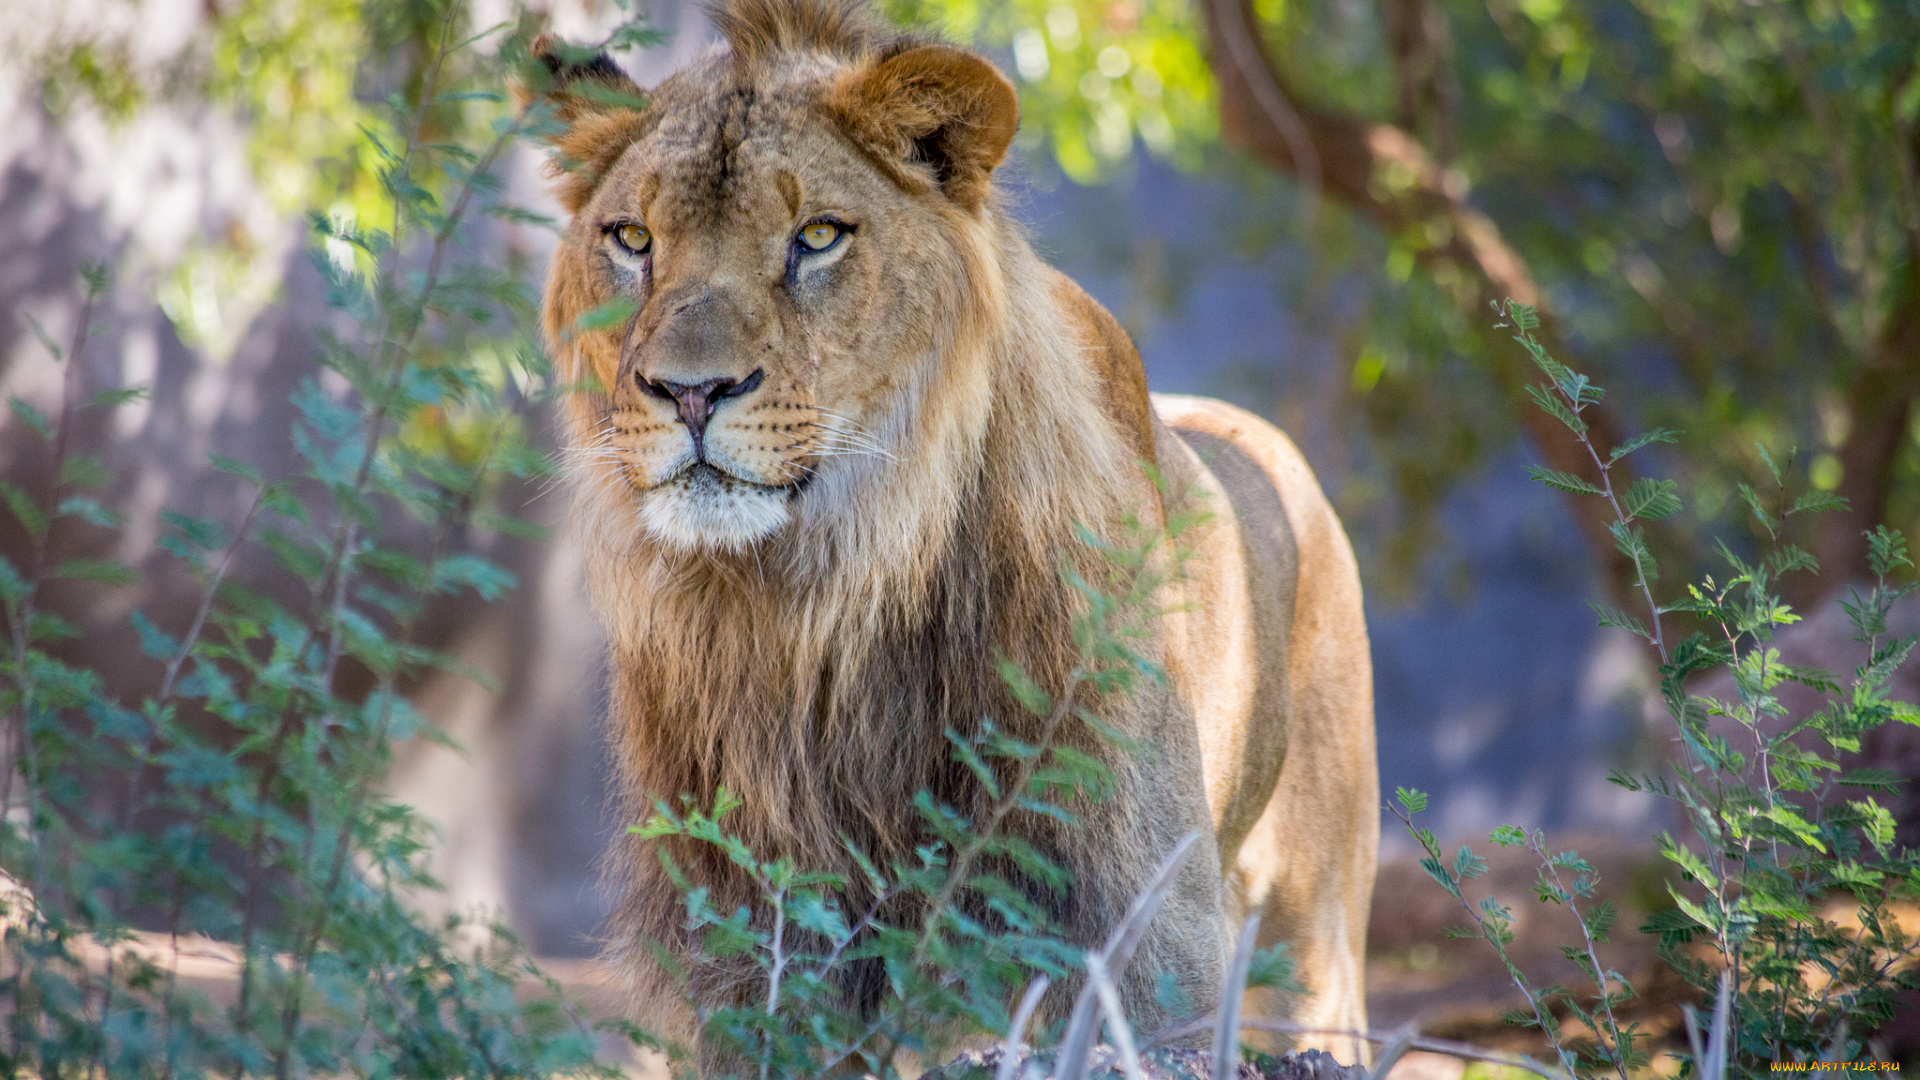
609,222 -> 652,256
796,221 -> 843,253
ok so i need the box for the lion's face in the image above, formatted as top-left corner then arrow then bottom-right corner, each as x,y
540,42 -> 1019,553
565,96 -> 908,552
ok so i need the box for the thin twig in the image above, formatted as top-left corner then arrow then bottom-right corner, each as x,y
911,662 -> 1089,965
271,449 -> 503,1080
809,884 -> 898,981
6,272 -> 103,855
240,12 -> 526,1043
1087,953 -> 1147,1080
1388,802 -> 1570,1073
1572,405 -> 1665,663
120,484 -> 270,832
762,882 -> 786,1080
1526,833 -> 1630,1080
1213,916 -> 1259,1080
998,977 -> 1051,1080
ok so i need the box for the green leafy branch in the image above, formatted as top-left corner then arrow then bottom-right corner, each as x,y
1389,789 -> 1581,1080
1500,299 -> 1678,664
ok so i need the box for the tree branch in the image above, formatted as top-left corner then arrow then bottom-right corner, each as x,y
1197,0 -> 1648,603
1381,0 -> 1454,162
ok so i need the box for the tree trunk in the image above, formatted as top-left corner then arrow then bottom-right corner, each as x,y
1806,265 -> 1920,598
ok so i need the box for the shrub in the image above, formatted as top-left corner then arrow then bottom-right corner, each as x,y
1393,300 -> 1920,1078
0,6 -> 651,1076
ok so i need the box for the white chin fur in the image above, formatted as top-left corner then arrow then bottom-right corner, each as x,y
637,469 -> 791,552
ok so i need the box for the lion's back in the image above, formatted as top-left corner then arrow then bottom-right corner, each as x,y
1147,391 -> 1372,844
1149,393 -> 1350,627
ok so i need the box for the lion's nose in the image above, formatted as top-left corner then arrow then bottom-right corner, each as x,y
641,369 -> 764,459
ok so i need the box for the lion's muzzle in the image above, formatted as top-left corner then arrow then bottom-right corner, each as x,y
639,369 -> 766,461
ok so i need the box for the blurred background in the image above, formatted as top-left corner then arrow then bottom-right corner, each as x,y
2,0 -> 1916,1051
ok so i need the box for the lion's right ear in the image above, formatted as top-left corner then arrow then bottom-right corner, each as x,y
827,44 -> 1018,212
515,36 -> 652,214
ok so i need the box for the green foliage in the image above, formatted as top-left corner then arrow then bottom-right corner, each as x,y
1396,303 -> 1920,1079
0,6 -> 660,1077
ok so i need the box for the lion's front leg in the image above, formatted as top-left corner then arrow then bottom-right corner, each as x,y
1056,733 -> 1233,1042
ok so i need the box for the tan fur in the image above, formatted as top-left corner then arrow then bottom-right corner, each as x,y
529,0 -> 1376,1061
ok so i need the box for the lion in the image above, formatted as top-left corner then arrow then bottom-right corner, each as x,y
528,0 -> 1377,1062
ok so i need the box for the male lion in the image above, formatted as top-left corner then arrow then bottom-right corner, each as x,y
530,0 -> 1377,1060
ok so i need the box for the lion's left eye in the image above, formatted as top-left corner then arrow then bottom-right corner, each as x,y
609,222 -> 652,256
796,221 -> 844,253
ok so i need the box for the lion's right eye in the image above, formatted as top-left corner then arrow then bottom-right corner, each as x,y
609,222 -> 652,256
797,221 -> 842,252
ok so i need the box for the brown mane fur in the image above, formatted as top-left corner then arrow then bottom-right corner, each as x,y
708,0 -> 905,63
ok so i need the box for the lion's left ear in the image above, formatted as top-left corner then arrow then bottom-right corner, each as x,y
515,35 -> 653,214
828,44 -> 1019,211
517,35 -> 649,127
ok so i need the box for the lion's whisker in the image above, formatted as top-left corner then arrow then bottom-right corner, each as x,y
806,425 -> 894,455
807,408 -> 886,433
806,420 -> 886,441
798,441 -> 899,465
814,434 -> 894,455
802,419 -> 899,462
806,447 -> 895,463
